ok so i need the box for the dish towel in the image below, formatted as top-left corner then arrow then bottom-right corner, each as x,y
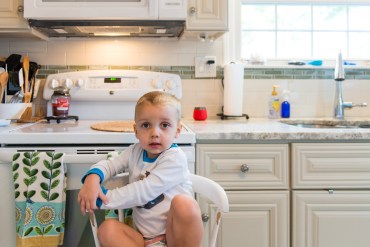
12,151 -> 67,247
104,151 -> 133,227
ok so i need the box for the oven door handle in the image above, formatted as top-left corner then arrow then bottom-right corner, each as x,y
0,151 -> 107,164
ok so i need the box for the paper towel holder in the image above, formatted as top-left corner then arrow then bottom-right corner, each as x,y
217,107 -> 249,120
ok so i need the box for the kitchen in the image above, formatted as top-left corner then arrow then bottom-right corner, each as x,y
2,0 -> 370,247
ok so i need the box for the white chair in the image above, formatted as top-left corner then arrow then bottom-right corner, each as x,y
89,173 -> 229,247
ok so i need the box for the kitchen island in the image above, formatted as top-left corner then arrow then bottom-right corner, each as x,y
185,117 -> 370,247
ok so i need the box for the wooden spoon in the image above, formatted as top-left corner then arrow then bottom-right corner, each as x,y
22,55 -> 31,103
0,71 -> 9,103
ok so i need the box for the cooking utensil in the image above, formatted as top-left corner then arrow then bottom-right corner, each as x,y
32,79 -> 41,99
8,90 -> 24,103
0,71 -> 9,103
22,55 -> 31,103
18,68 -> 24,91
30,65 -> 40,102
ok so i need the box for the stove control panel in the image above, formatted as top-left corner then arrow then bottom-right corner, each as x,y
44,70 -> 182,101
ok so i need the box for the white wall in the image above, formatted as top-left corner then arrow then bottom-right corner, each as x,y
0,38 -> 224,66
183,78 -> 370,119
2,38 -> 370,120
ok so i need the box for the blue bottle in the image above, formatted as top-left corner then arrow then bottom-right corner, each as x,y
281,90 -> 290,118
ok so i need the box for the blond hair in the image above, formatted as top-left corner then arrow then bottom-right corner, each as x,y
135,91 -> 181,121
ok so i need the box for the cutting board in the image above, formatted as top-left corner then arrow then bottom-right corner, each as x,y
90,121 -> 134,132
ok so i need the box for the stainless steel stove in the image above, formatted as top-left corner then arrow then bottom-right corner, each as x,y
0,70 -> 195,247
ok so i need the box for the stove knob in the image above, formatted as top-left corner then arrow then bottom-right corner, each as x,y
65,78 -> 74,89
165,80 -> 177,90
50,78 -> 59,89
77,78 -> 85,87
151,79 -> 163,89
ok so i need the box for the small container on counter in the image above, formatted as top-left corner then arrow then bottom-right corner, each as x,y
193,107 -> 207,121
51,87 -> 71,117
281,90 -> 290,118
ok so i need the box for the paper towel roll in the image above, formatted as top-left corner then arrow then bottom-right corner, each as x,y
223,63 -> 244,116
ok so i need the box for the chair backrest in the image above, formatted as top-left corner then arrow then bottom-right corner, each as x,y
90,174 -> 229,247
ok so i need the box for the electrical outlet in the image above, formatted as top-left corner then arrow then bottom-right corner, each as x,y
195,56 -> 216,78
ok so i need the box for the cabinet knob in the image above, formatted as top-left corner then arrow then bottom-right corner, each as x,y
240,164 -> 249,173
189,6 -> 197,15
201,213 -> 209,222
17,5 -> 24,13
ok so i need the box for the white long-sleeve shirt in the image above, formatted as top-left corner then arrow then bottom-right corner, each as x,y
87,143 -> 193,238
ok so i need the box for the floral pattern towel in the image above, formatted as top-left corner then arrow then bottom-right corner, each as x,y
12,152 -> 66,247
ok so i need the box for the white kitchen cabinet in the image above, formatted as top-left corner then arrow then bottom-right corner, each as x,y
196,144 -> 290,247
292,143 -> 370,189
0,0 -> 26,28
0,0 -> 46,39
185,0 -> 228,41
293,191 -> 370,247
187,0 -> 228,31
292,143 -> 370,247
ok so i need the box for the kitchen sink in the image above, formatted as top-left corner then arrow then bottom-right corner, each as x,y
279,119 -> 370,129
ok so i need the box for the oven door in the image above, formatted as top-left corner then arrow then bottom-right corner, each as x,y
24,0 -> 159,20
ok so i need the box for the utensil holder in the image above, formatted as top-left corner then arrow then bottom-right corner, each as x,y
0,103 -> 31,119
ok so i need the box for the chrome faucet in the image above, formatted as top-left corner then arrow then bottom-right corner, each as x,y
334,51 -> 367,119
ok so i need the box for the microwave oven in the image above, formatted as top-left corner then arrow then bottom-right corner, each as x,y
24,0 -> 187,20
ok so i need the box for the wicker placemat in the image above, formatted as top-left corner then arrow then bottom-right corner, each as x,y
90,121 -> 134,132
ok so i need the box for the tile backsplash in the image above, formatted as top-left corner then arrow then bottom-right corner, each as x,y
3,38 -> 370,119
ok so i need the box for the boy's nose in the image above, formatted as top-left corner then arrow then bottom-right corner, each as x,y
151,127 -> 160,137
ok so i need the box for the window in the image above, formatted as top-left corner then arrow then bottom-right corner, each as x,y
237,1 -> 370,61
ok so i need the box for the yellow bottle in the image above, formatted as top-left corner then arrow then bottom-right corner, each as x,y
268,85 -> 281,119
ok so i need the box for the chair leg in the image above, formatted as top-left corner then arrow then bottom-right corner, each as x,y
209,212 -> 222,247
89,213 -> 101,247
118,209 -> 124,222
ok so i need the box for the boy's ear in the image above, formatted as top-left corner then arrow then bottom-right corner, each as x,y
175,122 -> 182,138
133,123 -> 137,134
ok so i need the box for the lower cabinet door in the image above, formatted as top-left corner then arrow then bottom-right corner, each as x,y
293,191 -> 370,247
198,190 -> 289,247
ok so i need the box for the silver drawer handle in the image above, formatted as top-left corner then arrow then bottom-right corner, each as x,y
189,6 -> 197,15
240,164 -> 249,173
201,213 -> 209,222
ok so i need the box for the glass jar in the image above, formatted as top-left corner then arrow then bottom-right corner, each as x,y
193,106 -> 207,121
51,87 -> 71,117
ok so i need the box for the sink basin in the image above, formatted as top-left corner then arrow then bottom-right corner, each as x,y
280,119 -> 370,129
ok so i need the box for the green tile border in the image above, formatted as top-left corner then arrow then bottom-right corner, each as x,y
36,65 -> 370,80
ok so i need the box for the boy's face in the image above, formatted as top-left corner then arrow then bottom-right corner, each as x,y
133,102 -> 181,159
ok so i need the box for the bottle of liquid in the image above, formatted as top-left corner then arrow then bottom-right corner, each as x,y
268,85 -> 281,119
281,90 -> 290,118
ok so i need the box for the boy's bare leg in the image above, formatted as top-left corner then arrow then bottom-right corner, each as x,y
166,195 -> 204,247
98,219 -> 144,247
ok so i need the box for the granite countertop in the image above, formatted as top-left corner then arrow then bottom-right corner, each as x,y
183,117 -> 370,141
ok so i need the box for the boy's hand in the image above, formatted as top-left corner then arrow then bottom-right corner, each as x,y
77,174 -> 109,215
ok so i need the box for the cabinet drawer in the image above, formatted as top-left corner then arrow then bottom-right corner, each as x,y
293,190 -> 370,247
292,143 -> 370,189
200,191 -> 289,247
196,144 -> 289,189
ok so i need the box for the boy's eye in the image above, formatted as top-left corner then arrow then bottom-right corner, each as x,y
161,123 -> 170,128
141,123 -> 150,128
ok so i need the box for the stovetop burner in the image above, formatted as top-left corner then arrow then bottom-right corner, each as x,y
45,115 -> 79,124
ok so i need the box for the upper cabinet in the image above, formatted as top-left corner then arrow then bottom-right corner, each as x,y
0,0 -> 46,39
185,0 -> 228,41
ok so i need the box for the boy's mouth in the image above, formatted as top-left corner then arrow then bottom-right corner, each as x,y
149,142 -> 161,148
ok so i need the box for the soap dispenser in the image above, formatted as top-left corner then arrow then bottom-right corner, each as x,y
281,90 -> 290,118
268,85 -> 281,119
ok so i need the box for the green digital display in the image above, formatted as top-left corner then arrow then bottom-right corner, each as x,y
104,77 -> 121,83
